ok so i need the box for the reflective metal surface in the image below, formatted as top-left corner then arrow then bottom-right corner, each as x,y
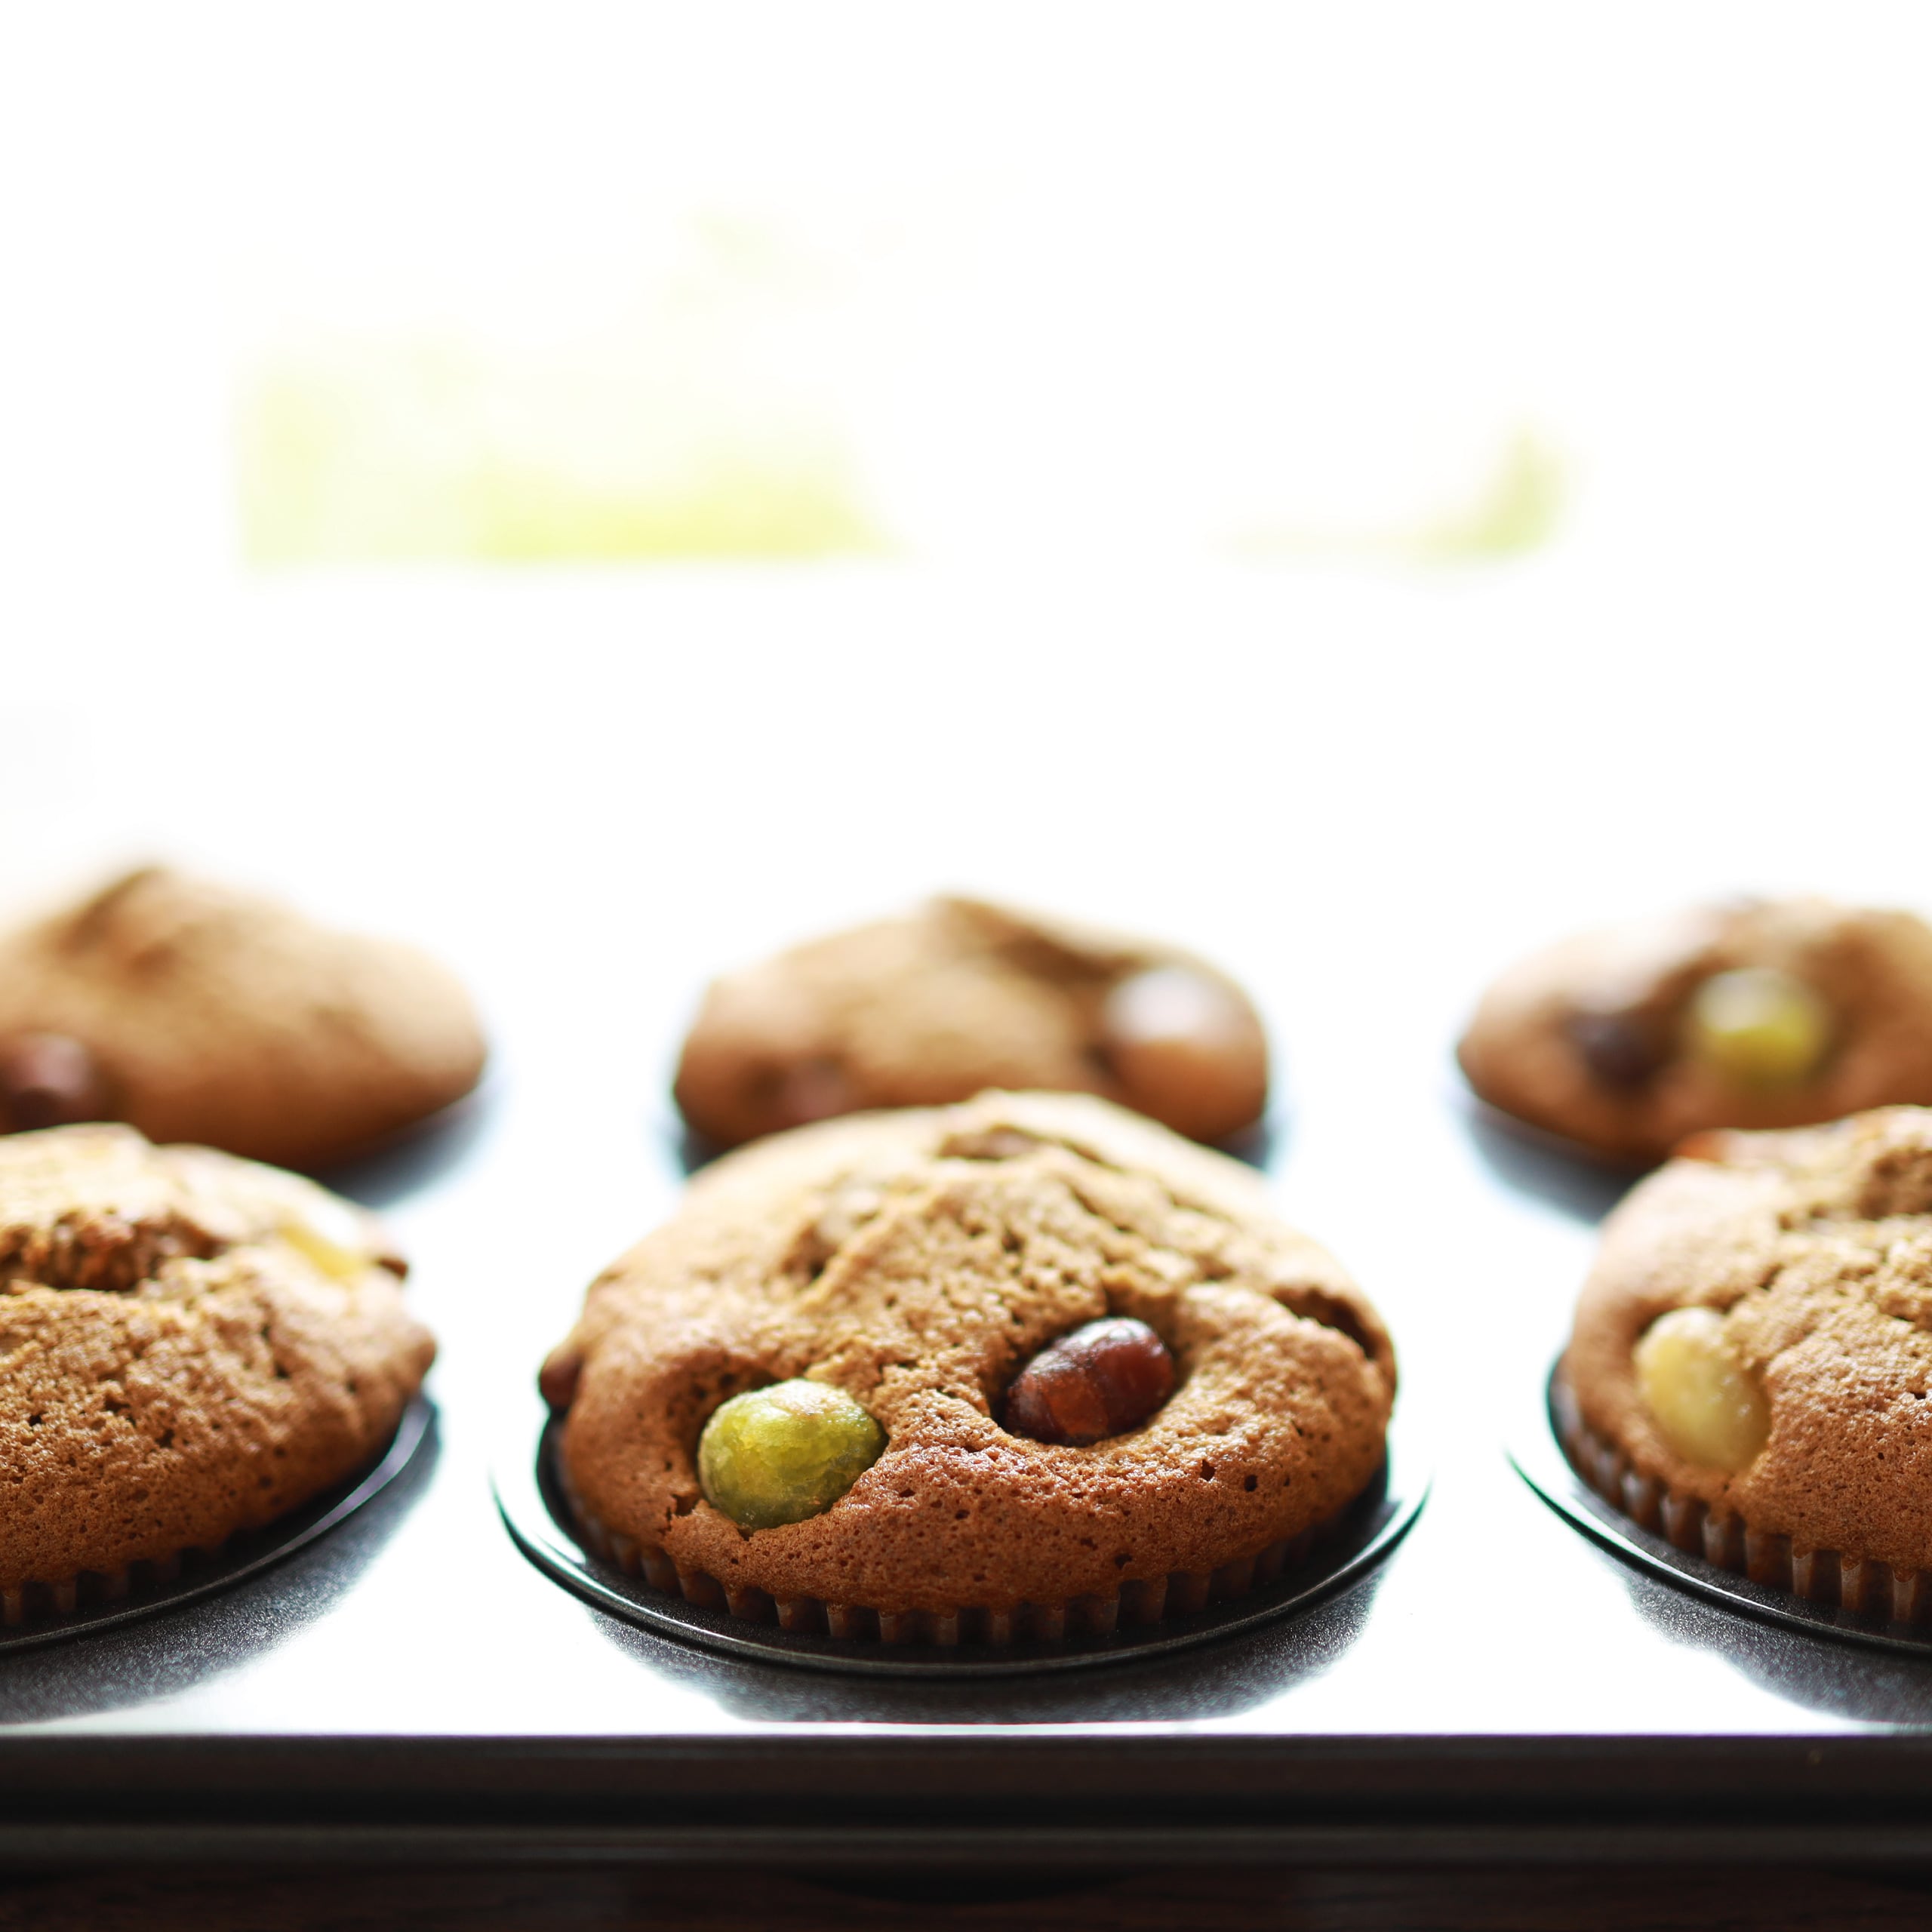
4,573 -> 1932,1848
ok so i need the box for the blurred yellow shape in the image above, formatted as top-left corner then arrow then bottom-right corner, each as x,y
457,460 -> 881,562
237,344 -> 884,563
237,214 -> 890,564
1413,432 -> 1566,560
1227,429 -> 1567,566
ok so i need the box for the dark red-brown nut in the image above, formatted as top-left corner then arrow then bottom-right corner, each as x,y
1564,1006 -> 1671,1088
0,1032 -> 114,1133
1002,1315 -> 1175,1446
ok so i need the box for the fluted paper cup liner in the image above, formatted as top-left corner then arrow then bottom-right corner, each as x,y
1552,1372 -> 1932,1626
556,1451 -> 1355,1648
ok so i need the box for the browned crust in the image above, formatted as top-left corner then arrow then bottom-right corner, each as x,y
1564,1108 -> 1932,1582
0,1124 -> 435,1598
672,897 -> 1268,1149
0,866 -> 487,1169
549,1092 -> 1394,1621
1458,897 -> 1932,1164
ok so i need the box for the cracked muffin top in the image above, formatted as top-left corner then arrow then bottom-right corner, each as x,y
543,1091 -> 1394,1617
1567,1106 -> 1932,1576
0,1124 -> 434,1592
1459,896 -> 1932,1165
0,866 -> 488,1170
672,897 -> 1269,1150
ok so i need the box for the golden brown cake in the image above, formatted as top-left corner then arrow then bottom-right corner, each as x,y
1460,896 -> 1932,1165
0,866 -> 488,1170
1561,1107 -> 1932,1620
542,1091 -> 1395,1644
672,897 -> 1269,1150
0,1123 -> 434,1620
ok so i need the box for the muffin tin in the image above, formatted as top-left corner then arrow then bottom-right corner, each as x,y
7,1050 -> 1930,1871
8,605 -> 1932,1870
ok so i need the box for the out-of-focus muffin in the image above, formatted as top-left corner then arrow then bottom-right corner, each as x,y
675,897 -> 1269,1150
0,866 -> 487,1169
1460,896 -> 1932,1164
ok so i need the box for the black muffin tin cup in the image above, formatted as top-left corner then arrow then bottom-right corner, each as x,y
0,1396 -> 433,1654
1512,1364 -> 1932,1657
494,1393 -> 1428,1678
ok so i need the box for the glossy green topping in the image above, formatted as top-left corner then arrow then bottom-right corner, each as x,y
697,1380 -> 886,1531
1687,968 -> 1832,1090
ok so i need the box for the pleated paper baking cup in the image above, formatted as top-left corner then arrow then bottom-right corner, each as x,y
0,1396 -> 432,1651
496,1395 -> 1427,1677
1511,1364 -> 1932,1654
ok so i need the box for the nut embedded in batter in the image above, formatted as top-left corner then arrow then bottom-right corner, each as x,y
1563,1106 -> 1932,1600
543,1091 -> 1394,1638
1459,897 -> 1932,1164
672,898 -> 1270,1151
0,866 -> 488,1170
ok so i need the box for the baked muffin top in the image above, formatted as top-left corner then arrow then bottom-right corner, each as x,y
1566,1106 -> 1932,1576
546,1091 -> 1393,1617
672,897 -> 1269,1149
0,866 -> 487,1169
0,1124 -> 434,1590
1459,896 -> 1932,1164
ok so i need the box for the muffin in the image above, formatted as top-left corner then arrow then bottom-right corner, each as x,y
541,1091 -> 1395,1645
0,866 -> 488,1170
0,1123 -> 434,1622
1561,1106 -> 1932,1621
1460,896 -> 1932,1165
672,897 -> 1269,1151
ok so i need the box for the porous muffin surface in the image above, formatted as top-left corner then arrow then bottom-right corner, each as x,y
546,1092 -> 1393,1617
672,897 -> 1269,1149
1566,1107 -> 1932,1576
0,1124 -> 434,1592
0,866 -> 488,1169
1458,897 -> 1932,1164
